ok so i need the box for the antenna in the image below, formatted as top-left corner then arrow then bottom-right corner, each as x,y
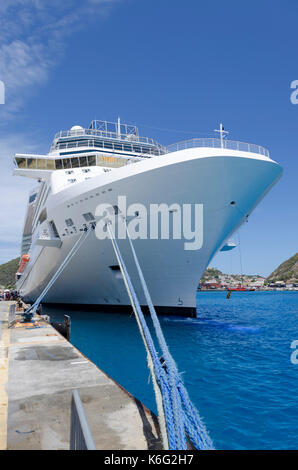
214,123 -> 229,148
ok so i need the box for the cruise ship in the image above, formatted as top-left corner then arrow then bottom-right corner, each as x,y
14,119 -> 282,316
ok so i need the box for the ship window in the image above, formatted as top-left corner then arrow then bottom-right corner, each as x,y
65,218 -> 74,227
67,178 -> 77,183
46,159 -> 55,170
63,158 -> 72,169
79,156 -> 87,167
78,140 -> 88,147
88,155 -> 96,166
56,159 -> 63,170
114,144 -> 122,150
94,140 -> 103,148
71,157 -> 80,168
123,145 -> 132,151
27,158 -> 37,169
103,142 -> 113,149
36,159 -> 46,169
15,157 -> 27,168
133,146 -> 141,153
83,212 -> 95,222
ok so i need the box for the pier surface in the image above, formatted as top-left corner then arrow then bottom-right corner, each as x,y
0,302 -> 161,450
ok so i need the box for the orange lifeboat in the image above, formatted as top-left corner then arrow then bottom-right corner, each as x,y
16,254 -> 30,276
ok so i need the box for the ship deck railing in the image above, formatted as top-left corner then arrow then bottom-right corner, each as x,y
166,138 -> 270,157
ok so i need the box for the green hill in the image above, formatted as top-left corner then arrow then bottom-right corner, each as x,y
201,267 -> 222,282
0,258 -> 19,289
267,252 -> 298,283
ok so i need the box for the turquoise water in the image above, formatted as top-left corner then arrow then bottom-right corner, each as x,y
44,292 -> 298,450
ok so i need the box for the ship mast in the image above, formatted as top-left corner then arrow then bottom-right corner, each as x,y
214,123 -> 229,148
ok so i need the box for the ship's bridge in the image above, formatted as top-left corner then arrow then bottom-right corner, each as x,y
14,119 -> 167,177
50,119 -> 166,157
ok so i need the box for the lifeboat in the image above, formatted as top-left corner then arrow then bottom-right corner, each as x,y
16,254 -> 30,279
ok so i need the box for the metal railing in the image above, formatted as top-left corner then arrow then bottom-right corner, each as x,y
166,138 -> 270,157
8,304 -> 16,328
70,389 -> 96,450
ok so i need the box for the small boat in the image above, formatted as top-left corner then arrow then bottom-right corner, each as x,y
227,285 -> 247,292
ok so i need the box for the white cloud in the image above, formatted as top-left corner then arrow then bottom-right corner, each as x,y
0,0 -> 122,118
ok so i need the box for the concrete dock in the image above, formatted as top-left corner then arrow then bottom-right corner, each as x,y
0,302 -> 161,450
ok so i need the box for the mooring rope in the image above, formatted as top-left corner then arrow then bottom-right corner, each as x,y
24,227 -> 92,315
107,218 -> 214,450
106,221 -> 170,449
125,223 -> 214,449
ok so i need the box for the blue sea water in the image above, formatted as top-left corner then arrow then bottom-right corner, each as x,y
44,292 -> 298,450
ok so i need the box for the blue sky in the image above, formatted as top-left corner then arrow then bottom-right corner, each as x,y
0,0 -> 297,276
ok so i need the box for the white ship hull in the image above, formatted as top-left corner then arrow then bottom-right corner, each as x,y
17,147 -> 282,316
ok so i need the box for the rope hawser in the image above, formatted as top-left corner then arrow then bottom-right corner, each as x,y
107,218 -> 214,450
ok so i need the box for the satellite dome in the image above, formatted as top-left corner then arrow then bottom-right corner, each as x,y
70,125 -> 84,131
